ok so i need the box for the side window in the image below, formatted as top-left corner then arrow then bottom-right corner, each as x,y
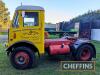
24,12 -> 39,26
12,12 -> 19,28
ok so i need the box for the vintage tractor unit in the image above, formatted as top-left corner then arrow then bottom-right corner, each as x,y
6,5 -> 96,69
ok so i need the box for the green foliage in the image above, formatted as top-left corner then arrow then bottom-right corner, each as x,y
70,10 -> 100,23
0,32 -> 8,35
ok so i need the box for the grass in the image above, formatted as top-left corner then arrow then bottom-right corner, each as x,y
0,41 -> 100,75
91,40 -> 100,53
0,32 -> 8,35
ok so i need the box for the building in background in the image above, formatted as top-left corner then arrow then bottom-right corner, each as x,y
45,23 -> 57,31
91,20 -> 100,41
75,21 -> 100,41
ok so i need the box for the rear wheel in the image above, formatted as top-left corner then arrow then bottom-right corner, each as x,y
76,44 -> 94,61
10,46 -> 37,69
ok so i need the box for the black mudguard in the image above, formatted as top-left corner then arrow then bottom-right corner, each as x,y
71,39 -> 96,58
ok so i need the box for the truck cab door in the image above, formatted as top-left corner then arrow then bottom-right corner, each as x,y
20,11 -> 45,54
21,11 -> 44,43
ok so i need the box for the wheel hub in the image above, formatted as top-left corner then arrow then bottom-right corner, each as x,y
15,52 -> 29,65
81,49 -> 90,61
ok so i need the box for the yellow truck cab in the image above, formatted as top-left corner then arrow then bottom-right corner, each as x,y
6,5 -> 96,70
7,5 -> 45,69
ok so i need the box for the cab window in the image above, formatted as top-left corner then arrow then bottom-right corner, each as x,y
12,12 -> 19,28
23,12 -> 39,26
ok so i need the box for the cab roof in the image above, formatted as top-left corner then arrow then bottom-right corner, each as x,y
16,5 -> 44,11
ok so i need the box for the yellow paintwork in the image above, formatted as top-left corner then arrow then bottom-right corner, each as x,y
8,10 -> 45,54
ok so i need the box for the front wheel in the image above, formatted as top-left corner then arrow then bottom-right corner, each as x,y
10,46 -> 37,69
75,44 -> 94,61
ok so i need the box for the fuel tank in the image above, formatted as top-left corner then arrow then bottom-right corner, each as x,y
45,38 -> 71,55
49,44 -> 70,55
45,39 -> 71,48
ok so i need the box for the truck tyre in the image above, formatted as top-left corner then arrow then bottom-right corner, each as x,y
76,44 -> 94,61
10,46 -> 37,69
